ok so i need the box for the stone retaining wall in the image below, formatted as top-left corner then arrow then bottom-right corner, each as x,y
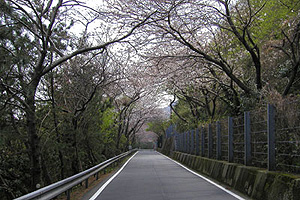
168,151 -> 300,200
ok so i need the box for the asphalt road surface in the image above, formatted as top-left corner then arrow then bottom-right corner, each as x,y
88,150 -> 244,200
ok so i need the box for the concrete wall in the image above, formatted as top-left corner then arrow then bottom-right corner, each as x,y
167,151 -> 300,200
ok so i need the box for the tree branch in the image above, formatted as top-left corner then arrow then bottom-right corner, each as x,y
42,11 -> 156,75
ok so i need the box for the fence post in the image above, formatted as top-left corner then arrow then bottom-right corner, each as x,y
181,133 -> 184,152
178,134 -> 180,152
244,111 -> 251,166
185,132 -> 188,153
228,117 -> 233,162
191,130 -> 194,154
181,133 -> 183,152
187,131 -> 190,153
176,133 -> 179,151
216,121 -> 221,160
173,133 -> 176,151
182,132 -> 186,153
208,124 -> 213,158
175,132 -> 179,151
268,104 -> 276,171
195,128 -> 200,155
201,126 -> 205,157
182,133 -> 185,152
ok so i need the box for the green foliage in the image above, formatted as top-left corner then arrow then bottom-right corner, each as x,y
0,112 -> 30,199
251,0 -> 300,41
146,119 -> 169,136
99,107 -> 117,134
1,0 -> 300,198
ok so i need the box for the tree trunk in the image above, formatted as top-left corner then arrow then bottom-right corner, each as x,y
83,124 -> 97,166
50,74 -> 65,179
116,119 -> 124,150
25,96 -> 42,191
41,154 -> 52,185
253,56 -> 262,90
71,118 -> 82,174
283,62 -> 300,96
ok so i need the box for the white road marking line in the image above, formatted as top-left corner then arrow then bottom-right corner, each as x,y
89,151 -> 139,200
157,151 -> 245,200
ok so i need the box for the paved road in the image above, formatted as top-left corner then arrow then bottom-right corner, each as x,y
89,150 -> 243,200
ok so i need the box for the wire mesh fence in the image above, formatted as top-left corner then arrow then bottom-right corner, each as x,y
232,115 -> 244,165
220,118 -> 229,161
168,102 -> 300,174
251,108 -> 268,168
275,100 -> 300,174
211,124 -> 217,160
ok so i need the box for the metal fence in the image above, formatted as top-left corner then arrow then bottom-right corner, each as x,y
168,103 -> 300,174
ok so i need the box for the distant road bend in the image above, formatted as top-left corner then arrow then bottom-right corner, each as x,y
85,150 -> 245,200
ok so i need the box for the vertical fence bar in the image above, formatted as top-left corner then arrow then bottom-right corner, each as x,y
228,117 -> 233,162
178,134 -> 180,152
181,133 -> 183,152
187,131 -> 189,154
185,132 -> 188,153
195,128 -> 200,155
173,133 -> 176,151
176,132 -> 180,151
182,133 -> 184,152
183,132 -> 186,153
189,130 -> 192,154
208,124 -> 213,158
181,132 -> 184,152
175,133 -> 178,151
191,130 -> 194,154
216,121 -> 221,160
268,104 -> 276,171
201,127 -> 205,157
189,131 -> 191,153
244,111 -> 251,166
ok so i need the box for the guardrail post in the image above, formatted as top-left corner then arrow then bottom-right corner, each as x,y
216,121 -> 221,160
228,117 -> 233,162
85,179 -> 88,189
201,126 -> 205,157
244,111 -> 251,166
66,189 -> 71,200
208,124 -> 213,158
268,104 -> 276,171
195,128 -> 200,155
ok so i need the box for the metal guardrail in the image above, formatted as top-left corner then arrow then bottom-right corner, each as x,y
15,149 -> 137,200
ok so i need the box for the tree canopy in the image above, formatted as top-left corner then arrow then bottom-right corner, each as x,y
1,0 -> 300,198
